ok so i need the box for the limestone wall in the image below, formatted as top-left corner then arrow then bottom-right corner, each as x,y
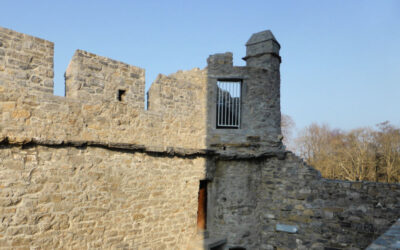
0,144 -> 206,249
0,82 -> 208,153
0,26 -> 284,158
207,155 -> 400,249
258,154 -> 400,249
147,68 -> 208,149
0,25 -> 210,153
148,68 -> 207,114
1,26 -> 399,250
206,52 -> 283,156
65,50 -> 145,109
207,160 -> 261,249
0,26 -> 54,93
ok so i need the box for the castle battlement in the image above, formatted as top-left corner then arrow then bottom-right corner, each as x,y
0,26 -> 284,157
0,26 -> 54,93
65,49 -> 145,109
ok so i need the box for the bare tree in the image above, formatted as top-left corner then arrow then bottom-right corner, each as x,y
294,122 -> 400,183
281,114 -> 295,150
374,121 -> 400,183
336,128 -> 376,181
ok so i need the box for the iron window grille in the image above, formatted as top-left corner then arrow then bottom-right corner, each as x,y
216,81 -> 241,128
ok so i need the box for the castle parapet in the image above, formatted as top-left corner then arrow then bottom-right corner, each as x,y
207,52 -> 233,71
65,50 -> 145,109
0,26 -> 54,93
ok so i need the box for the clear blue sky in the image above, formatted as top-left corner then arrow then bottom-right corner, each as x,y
1,0 -> 399,131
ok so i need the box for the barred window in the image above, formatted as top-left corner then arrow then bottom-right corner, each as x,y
216,81 -> 241,128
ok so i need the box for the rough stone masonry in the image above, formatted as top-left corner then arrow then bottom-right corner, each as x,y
0,26 -> 399,249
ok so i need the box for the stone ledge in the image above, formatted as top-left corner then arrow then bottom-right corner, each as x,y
0,136 -> 287,160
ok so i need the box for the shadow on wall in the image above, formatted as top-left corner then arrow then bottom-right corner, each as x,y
201,30 -> 283,249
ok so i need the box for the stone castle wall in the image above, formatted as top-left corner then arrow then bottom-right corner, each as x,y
0,27 -> 54,93
65,50 -> 145,109
148,68 -> 207,114
0,144 -> 206,249
0,32 -> 209,153
0,74 -> 207,153
0,25 -> 284,157
258,154 -> 400,249
0,26 -> 212,249
206,155 -> 400,249
206,52 -> 282,156
0,26 -> 399,250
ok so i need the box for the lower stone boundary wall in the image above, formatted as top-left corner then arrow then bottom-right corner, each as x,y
258,153 -> 400,249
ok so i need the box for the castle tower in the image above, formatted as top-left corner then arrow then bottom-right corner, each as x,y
206,30 -> 283,155
243,30 -> 281,71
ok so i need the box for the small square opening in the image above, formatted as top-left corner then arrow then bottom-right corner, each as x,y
118,89 -> 126,101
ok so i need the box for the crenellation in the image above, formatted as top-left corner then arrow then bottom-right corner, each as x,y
206,52 -> 233,69
0,26 -> 54,94
65,49 -> 145,108
148,68 -> 207,114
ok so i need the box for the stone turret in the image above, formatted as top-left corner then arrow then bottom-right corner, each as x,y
243,30 -> 281,71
